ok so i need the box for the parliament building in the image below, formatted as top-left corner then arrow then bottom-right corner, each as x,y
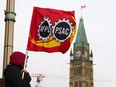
69,18 -> 94,87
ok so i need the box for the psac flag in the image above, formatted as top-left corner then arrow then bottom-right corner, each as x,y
27,7 -> 76,54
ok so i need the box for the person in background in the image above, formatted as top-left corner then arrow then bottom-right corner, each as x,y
4,51 -> 31,87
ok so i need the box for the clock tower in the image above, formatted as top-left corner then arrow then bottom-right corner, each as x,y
69,18 -> 94,87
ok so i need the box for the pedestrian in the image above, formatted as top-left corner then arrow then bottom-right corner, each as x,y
3,51 -> 31,87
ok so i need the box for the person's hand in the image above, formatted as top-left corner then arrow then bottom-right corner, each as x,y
24,73 -> 31,82
22,69 -> 29,74
22,69 -> 31,82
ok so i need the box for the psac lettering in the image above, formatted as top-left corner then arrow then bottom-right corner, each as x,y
54,27 -> 70,35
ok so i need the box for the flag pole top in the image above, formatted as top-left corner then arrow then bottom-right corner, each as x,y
80,5 -> 86,18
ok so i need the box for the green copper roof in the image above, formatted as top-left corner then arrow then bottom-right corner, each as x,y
75,18 -> 88,48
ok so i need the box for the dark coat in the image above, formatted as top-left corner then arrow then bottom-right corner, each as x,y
3,51 -> 31,87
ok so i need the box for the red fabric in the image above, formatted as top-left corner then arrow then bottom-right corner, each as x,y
27,7 -> 76,54
10,51 -> 26,66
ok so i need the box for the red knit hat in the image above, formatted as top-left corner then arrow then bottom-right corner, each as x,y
10,51 -> 26,66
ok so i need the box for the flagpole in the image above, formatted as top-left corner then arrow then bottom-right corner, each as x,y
80,5 -> 86,18
22,50 -> 29,78
81,6 -> 82,18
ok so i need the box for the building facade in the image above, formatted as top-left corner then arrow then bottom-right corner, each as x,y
69,18 -> 94,87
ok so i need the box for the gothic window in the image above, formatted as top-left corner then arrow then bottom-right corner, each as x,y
74,67 -> 78,77
79,67 -> 80,75
77,82 -> 78,87
79,66 -> 82,76
77,67 -> 79,76
72,67 -> 74,76
79,81 -> 81,87
74,67 -> 76,76
75,81 -> 78,87
80,66 -> 82,75
85,67 -> 87,76
76,67 -> 78,76
70,67 -> 72,71
86,82 -> 89,87
85,67 -> 90,77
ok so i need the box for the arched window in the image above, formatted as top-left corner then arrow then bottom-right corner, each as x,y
79,81 -> 81,87
75,81 -> 78,87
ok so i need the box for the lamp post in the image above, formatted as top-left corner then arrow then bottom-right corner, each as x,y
0,1 -> 15,86
3,0 -> 16,75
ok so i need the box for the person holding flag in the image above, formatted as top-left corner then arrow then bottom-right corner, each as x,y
3,51 -> 31,87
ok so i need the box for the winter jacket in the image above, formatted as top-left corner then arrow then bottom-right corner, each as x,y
3,51 -> 31,87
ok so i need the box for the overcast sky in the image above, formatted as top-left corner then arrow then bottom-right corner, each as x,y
0,0 -> 116,87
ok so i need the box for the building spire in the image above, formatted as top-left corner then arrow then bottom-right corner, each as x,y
89,49 -> 93,61
70,48 -> 73,60
75,18 -> 88,48
70,48 -> 73,56
90,49 -> 93,57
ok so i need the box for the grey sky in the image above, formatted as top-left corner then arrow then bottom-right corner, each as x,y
0,0 -> 116,87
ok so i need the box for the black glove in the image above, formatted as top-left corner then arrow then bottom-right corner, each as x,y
23,73 -> 31,82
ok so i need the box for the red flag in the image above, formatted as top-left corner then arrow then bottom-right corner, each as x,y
81,5 -> 86,9
27,7 -> 76,54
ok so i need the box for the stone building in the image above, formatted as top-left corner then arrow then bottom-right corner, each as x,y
69,18 -> 94,87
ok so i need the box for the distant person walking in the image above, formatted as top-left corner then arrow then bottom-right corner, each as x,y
4,51 -> 31,87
